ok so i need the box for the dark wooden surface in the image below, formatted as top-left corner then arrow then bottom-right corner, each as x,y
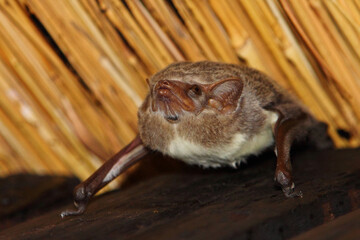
0,148 -> 359,240
0,174 -> 79,231
292,209 -> 360,240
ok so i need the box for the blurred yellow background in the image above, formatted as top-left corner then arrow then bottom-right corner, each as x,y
0,0 -> 359,182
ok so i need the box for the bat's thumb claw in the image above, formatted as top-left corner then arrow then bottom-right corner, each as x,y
60,211 -> 70,219
60,202 -> 86,218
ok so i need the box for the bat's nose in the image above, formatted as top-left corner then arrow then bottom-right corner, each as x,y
156,80 -> 173,97
157,80 -> 170,88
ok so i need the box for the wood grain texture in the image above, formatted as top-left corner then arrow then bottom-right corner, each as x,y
1,148 -> 359,239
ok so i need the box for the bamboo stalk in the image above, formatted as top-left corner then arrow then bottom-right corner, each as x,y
71,0 -> 147,104
0,13 -> 99,178
26,0 -> 138,142
187,0 -> 239,63
239,1 -> 328,119
280,0 -> 360,143
172,0 -> 219,60
266,0 -> 350,146
142,0 -> 206,61
0,129 -> 30,173
130,0 -> 185,61
218,0 -> 289,86
209,0 -> 262,67
5,0 -> 131,157
290,0 -> 360,121
0,0 -> 359,180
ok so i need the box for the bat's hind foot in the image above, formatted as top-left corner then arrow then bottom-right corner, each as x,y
274,169 -> 303,198
282,182 -> 303,198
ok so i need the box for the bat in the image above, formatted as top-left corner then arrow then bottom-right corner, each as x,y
60,61 -> 333,217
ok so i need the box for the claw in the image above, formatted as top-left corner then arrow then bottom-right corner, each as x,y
282,182 -> 303,198
274,170 -> 302,198
60,201 -> 87,218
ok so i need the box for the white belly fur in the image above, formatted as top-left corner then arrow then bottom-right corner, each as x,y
167,111 -> 278,168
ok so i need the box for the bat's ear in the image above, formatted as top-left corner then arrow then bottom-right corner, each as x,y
207,78 -> 243,114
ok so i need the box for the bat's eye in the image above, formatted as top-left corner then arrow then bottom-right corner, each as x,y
189,85 -> 202,96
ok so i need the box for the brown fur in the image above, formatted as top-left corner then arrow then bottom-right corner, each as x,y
137,61 -> 334,198
138,61 -> 317,153
63,61 -> 333,217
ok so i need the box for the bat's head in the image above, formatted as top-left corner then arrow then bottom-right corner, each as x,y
149,77 -> 243,123
138,61 -> 267,155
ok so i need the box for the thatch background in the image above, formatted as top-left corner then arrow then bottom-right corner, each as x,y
0,0 -> 359,184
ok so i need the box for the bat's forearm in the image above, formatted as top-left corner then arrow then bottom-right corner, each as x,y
61,135 -> 148,217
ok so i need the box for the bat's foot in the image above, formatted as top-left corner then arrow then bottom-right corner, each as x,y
274,168 -> 303,198
282,182 -> 303,198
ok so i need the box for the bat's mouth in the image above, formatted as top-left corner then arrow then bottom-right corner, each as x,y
153,81 -> 188,123
154,97 -> 181,123
166,115 -> 179,123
